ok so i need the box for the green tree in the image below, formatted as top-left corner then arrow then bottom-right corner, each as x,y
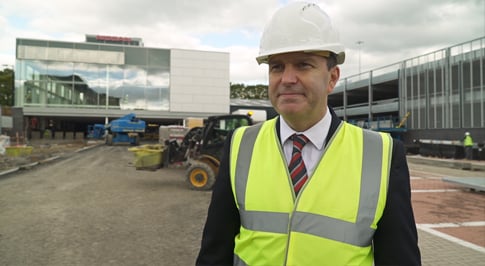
230,83 -> 268,99
230,83 -> 246,98
0,68 -> 14,106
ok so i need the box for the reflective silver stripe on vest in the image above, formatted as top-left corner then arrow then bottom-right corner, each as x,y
234,254 -> 247,266
234,124 -> 291,232
234,123 -> 263,211
234,123 -> 387,247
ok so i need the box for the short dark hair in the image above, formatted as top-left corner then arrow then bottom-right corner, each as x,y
326,53 -> 338,69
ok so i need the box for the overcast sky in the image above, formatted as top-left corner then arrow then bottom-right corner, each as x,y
1,0 -> 484,85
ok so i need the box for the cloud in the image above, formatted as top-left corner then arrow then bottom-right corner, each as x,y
0,0 -> 483,83
324,0 -> 484,75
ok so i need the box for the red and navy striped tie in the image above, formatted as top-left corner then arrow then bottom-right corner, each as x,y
288,134 -> 309,195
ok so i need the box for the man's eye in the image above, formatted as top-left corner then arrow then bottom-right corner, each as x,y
297,62 -> 312,68
269,64 -> 283,72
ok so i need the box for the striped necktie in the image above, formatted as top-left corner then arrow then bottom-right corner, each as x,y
288,134 -> 309,195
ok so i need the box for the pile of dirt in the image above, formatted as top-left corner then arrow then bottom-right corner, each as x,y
0,140 -> 98,172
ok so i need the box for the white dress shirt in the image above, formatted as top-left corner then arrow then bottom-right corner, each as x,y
280,107 -> 332,177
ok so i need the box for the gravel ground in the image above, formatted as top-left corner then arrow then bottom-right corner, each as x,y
0,144 -> 210,266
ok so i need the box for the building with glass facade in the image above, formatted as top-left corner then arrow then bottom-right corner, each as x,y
330,36 -> 485,145
14,36 -> 230,138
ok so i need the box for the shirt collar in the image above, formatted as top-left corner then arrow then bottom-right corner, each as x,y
280,107 -> 332,150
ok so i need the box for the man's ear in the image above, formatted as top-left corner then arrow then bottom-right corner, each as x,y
327,66 -> 340,93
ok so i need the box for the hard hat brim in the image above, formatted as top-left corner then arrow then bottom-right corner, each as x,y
256,50 -> 345,65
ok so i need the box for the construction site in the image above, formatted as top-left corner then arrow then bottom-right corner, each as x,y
0,32 -> 484,265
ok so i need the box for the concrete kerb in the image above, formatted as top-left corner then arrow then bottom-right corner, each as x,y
407,155 -> 485,171
0,167 -> 20,176
18,161 -> 39,170
74,144 -> 100,153
0,143 -> 103,177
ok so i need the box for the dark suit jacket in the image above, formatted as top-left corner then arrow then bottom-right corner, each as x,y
196,108 -> 421,266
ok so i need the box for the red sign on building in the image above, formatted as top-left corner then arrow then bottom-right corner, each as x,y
95,35 -> 132,42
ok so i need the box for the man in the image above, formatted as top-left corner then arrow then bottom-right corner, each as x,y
196,2 -> 421,265
464,132 -> 474,160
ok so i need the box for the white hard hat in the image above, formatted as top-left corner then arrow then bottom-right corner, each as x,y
465,132 -> 470,136
256,2 -> 345,65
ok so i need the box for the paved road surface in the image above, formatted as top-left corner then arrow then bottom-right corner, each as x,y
408,162 -> 485,265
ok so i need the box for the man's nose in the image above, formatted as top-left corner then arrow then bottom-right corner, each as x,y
281,65 -> 298,84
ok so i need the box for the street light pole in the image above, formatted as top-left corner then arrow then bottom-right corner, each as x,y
356,41 -> 364,75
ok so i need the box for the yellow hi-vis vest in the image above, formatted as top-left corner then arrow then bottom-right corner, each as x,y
230,118 -> 393,266
464,135 -> 473,147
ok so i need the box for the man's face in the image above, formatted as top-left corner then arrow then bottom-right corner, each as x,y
267,52 -> 340,128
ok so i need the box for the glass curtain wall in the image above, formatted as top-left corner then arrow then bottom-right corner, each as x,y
17,41 -> 170,111
403,37 -> 485,130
